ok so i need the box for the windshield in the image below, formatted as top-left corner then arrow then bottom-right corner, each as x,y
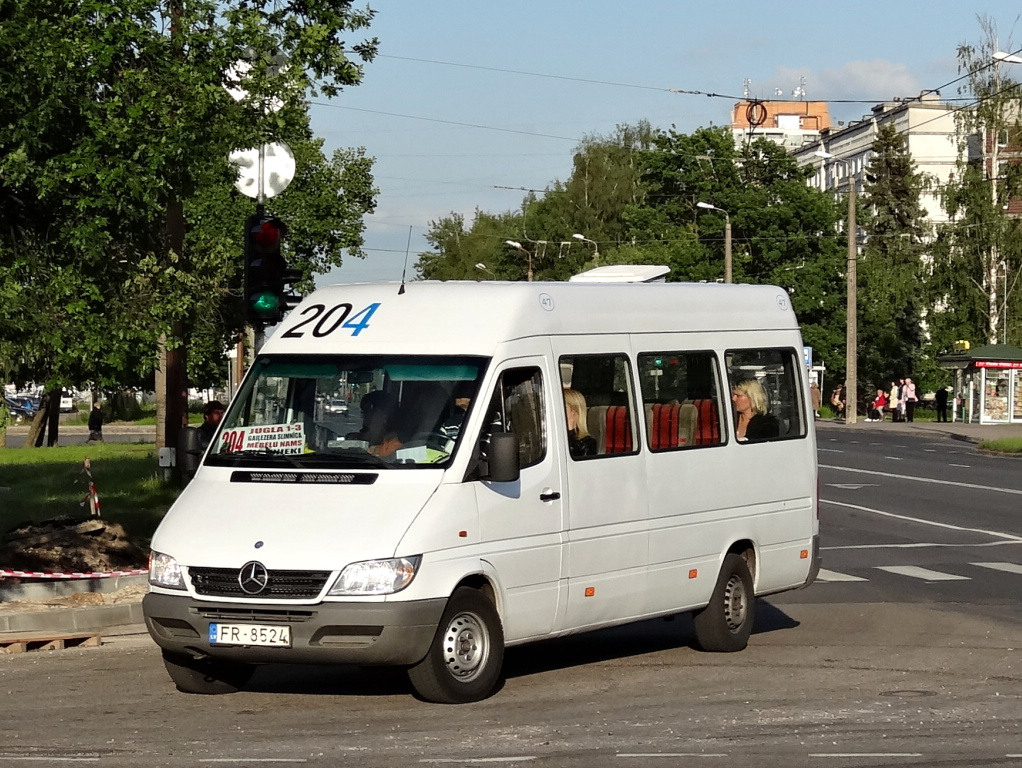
205,354 -> 488,469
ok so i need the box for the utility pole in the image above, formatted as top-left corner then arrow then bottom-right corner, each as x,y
845,174 -> 857,425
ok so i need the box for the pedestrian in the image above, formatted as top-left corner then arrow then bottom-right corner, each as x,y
935,385 -> 949,422
869,389 -> 887,422
888,380 -> 901,422
810,380 -> 822,419
197,400 -> 225,451
87,402 -> 104,442
895,378 -> 908,422
830,384 -> 845,418
903,377 -> 918,422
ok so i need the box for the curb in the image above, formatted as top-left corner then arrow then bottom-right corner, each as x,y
0,602 -> 144,635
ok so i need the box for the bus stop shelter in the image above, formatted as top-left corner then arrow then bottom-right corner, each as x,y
938,344 -> 1022,424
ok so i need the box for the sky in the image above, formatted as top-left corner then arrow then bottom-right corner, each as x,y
308,1 -> 1022,286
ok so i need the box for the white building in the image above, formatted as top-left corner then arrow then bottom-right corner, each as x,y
792,92 -> 960,228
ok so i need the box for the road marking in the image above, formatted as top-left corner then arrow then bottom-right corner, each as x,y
421,760 -> 536,764
825,540 -> 1020,550
820,463 -> 1022,497
617,755 -> 726,759
949,463 -> 971,468
821,499 -> 1022,543
0,760 -> 100,763
826,483 -> 878,489
819,447 -> 844,453
877,565 -> 969,581
817,568 -> 868,582
972,562 -> 1022,575
883,455 -> 903,461
809,752 -> 923,760
199,761 -> 308,764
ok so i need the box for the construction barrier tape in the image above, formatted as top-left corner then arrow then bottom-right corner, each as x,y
0,569 -> 149,580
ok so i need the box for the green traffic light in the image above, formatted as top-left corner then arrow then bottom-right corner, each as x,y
251,291 -> 281,317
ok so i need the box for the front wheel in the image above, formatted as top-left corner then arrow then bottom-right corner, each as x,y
692,553 -> 755,652
162,650 -> 255,695
407,587 -> 504,704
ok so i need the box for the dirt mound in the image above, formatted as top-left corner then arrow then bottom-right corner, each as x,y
0,517 -> 147,573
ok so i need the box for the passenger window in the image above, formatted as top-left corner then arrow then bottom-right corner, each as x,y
481,367 -> 546,469
725,348 -> 806,443
637,351 -> 724,450
558,354 -> 637,459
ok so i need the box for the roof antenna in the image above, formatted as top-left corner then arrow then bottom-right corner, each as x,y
398,225 -> 412,295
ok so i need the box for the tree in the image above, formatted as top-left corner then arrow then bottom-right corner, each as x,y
0,0 -> 378,444
858,123 -> 929,389
933,17 -> 1022,350
416,123 -> 654,281
624,127 -> 847,377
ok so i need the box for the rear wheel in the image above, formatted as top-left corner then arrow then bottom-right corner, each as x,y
407,587 -> 504,704
693,553 -> 755,652
162,650 -> 254,695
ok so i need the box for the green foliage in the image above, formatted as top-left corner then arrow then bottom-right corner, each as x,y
624,127 -> 847,376
858,124 -> 929,389
0,0 -> 378,393
930,18 -> 1022,351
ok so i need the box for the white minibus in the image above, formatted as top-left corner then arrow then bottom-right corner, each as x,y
143,275 -> 820,703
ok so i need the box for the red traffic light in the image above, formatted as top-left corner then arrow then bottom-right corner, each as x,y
252,219 -> 284,249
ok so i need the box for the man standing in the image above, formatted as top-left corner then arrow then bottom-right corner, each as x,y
87,402 -> 104,442
935,386 -> 949,422
196,400 -> 225,451
903,377 -> 919,423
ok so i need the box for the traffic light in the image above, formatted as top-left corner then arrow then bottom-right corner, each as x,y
243,210 -> 291,326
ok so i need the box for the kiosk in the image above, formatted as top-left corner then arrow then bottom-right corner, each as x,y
939,344 -> 1022,424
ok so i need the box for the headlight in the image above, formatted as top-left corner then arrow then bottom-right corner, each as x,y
149,551 -> 186,590
328,556 -> 422,596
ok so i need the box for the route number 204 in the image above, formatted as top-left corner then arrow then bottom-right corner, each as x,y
281,302 -> 380,338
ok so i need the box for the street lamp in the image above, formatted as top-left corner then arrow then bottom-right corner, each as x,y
816,150 -> 858,425
695,202 -> 732,283
504,240 -> 534,282
572,233 -> 600,263
475,262 -> 495,280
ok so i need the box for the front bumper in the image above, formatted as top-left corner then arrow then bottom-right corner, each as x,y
143,592 -> 446,666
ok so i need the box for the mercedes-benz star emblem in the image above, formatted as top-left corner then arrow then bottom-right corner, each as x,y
238,561 -> 270,595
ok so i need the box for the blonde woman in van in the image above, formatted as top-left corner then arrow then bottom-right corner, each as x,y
732,379 -> 780,441
563,388 -> 597,458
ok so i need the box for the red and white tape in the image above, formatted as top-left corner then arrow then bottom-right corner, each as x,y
0,568 -> 149,580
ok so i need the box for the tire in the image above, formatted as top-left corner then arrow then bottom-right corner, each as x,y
407,587 -> 504,704
162,650 -> 255,695
692,553 -> 755,653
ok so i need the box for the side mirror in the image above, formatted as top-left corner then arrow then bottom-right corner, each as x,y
486,431 -> 520,483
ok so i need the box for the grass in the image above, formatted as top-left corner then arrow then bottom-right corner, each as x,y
979,437 -> 1022,453
0,442 -> 180,550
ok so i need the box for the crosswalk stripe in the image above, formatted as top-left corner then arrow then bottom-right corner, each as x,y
971,562 -> 1022,575
817,568 -> 868,582
876,565 -> 969,581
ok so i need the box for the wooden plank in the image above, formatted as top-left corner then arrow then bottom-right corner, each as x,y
0,632 -> 102,654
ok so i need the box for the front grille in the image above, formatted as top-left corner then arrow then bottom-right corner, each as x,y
189,567 -> 332,599
196,607 -> 316,623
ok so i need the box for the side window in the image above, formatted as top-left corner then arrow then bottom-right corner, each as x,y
637,351 -> 724,450
558,353 -> 637,459
725,348 -> 806,443
482,367 -> 546,469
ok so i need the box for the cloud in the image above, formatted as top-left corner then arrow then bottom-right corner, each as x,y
768,61 -> 922,102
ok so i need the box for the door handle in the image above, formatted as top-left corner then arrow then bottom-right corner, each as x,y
539,491 -> 561,502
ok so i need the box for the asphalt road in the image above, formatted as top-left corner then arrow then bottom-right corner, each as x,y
0,426 -> 1019,767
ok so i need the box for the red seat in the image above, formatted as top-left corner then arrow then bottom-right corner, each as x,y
692,399 -> 720,445
604,405 -> 633,453
651,403 -> 681,449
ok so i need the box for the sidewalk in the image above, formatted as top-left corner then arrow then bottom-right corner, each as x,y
814,415 -> 1022,444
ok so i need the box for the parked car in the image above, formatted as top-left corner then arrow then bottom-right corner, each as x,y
3,396 -> 36,422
